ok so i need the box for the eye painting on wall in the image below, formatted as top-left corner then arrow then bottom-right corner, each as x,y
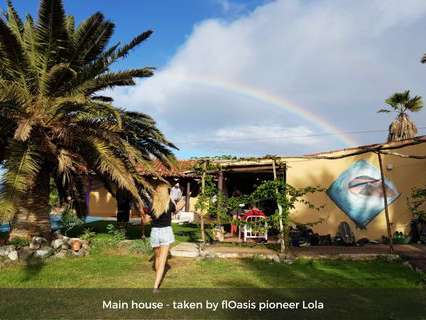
326,160 -> 400,228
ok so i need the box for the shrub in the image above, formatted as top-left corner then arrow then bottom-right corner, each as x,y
8,237 -> 30,248
128,239 -> 152,255
61,207 -> 84,235
80,229 -> 96,242
106,224 -> 126,243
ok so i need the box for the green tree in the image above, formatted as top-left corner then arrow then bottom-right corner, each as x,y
250,180 -> 323,253
0,0 -> 176,239
378,90 -> 423,142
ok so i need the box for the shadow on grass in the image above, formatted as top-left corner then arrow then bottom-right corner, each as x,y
231,258 -> 425,288
65,221 -> 213,244
21,257 -> 45,282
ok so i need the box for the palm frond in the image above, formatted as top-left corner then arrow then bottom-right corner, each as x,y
41,63 -> 77,96
377,108 -> 390,113
88,137 -> 141,203
65,15 -> 75,37
71,12 -> 110,65
0,142 -> 41,220
22,15 -> 38,71
35,0 -> 69,69
0,17 -> 29,79
116,30 -> 153,58
13,119 -> 34,141
6,0 -> 23,39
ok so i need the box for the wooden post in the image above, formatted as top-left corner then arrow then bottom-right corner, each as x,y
200,162 -> 206,244
272,159 -> 285,253
377,152 -> 394,254
217,169 -> 224,225
185,181 -> 191,212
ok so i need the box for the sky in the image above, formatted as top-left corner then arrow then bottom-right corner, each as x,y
4,0 -> 426,159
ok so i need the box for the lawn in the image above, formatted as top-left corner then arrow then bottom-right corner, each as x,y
0,251 -> 424,288
0,223 -> 425,289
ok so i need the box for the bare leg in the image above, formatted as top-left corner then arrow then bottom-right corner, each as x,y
154,245 -> 169,289
154,247 -> 160,271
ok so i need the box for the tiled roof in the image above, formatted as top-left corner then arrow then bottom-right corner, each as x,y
138,160 -> 198,177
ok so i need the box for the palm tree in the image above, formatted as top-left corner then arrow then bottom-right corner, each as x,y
378,90 -> 423,142
0,0 -> 176,239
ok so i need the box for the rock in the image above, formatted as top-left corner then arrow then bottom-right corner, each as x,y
403,261 -> 413,270
7,250 -> 18,261
63,236 -> 70,244
55,250 -> 69,258
51,239 -> 64,250
34,247 -> 54,259
29,242 -> 40,250
32,236 -> 47,245
53,230 -> 63,239
81,240 -> 89,250
29,237 -> 47,250
170,242 -> 200,258
0,245 -> 16,257
18,247 -> 34,261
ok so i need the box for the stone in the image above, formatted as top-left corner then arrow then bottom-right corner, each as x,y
81,240 -> 89,250
403,261 -> 413,270
29,242 -> 40,250
34,247 -> 54,259
51,239 -> 64,250
18,247 -> 34,261
53,230 -> 64,239
0,245 -> 16,257
30,237 -> 47,250
170,242 -> 200,258
55,250 -> 69,258
32,236 -> 47,245
7,250 -> 18,261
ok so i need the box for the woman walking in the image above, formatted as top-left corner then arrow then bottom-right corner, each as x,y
145,183 -> 183,291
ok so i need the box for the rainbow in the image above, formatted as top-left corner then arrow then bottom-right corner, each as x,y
165,73 -> 358,147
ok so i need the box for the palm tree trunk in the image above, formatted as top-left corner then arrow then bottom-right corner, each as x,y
9,168 -> 51,240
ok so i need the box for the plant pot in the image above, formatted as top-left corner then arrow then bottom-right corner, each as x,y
213,226 -> 225,242
71,240 -> 81,252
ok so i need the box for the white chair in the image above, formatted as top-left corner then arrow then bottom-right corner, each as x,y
239,215 -> 268,242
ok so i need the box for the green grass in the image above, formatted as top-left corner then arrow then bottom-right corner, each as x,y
64,222 -> 211,243
1,223 -> 424,289
0,251 -> 423,288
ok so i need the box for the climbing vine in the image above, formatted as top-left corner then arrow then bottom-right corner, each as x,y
193,161 -> 324,252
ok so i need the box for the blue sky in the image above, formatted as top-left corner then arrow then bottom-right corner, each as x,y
4,0 -> 265,69
3,0 -> 426,159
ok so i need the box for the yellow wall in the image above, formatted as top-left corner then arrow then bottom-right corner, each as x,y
88,186 -> 117,217
287,143 -> 426,240
88,142 -> 426,240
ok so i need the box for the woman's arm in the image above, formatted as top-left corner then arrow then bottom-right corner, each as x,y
141,207 -> 152,224
175,198 -> 186,212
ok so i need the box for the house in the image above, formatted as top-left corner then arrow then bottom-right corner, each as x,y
87,136 -> 426,240
87,160 -> 200,219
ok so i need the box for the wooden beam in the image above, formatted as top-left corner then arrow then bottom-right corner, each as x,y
185,181 -> 190,212
377,152 -> 394,254
200,162 -> 206,244
217,169 -> 224,224
272,159 -> 285,253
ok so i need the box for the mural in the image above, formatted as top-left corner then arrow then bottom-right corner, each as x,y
327,160 -> 400,228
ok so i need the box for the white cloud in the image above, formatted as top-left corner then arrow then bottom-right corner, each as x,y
213,0 -> 247,15
111,0 -> 426,158
174,125 -> 319,155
